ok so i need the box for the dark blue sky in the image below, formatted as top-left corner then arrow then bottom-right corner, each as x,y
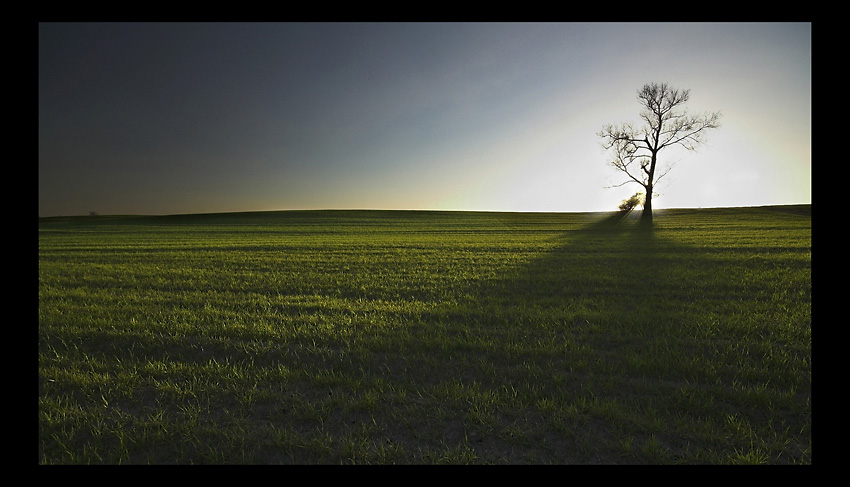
39,22 -> 811,216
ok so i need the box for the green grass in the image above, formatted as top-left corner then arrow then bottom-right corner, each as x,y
38,206 -> 811,464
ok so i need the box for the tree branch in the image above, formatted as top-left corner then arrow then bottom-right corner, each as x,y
598,82 -> 721,207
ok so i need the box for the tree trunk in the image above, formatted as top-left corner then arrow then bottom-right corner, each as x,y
642,145 -> 657,227
641,186 -> 653,227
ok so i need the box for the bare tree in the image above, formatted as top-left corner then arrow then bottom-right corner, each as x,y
599,82 -> 721,226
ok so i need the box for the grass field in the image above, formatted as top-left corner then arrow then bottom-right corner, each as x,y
38,206 -> 811,464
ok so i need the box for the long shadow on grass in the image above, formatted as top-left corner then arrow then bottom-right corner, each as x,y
450,209 -> 684,379
422,209 -> 736,462
38,209 -> 810,464
479,209 -> 665,327
433,207 -> 810,463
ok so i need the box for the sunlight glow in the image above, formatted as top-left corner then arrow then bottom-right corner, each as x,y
38,22 -> 810,217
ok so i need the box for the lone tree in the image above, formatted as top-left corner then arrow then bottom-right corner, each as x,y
599,82 -> 721,226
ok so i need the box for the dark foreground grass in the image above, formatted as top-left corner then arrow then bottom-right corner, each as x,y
38,206 -> 811,464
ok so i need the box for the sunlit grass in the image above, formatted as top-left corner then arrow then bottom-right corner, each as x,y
38,206 -> 811,464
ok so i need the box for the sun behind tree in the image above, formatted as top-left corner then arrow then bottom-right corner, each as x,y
599,82 -> 721,226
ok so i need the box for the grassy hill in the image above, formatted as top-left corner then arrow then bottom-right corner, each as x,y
38,206 -> 811,464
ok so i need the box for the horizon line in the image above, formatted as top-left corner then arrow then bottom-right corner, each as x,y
38,202 -> 812,220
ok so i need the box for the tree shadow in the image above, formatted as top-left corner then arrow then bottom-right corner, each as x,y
447,208 -> 718,401
39,208 -> 809,464
472,209 -> 665,323
439,207 -> 810,463
394,209 -> 712,461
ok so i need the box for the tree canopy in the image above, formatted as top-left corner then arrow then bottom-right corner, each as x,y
599,82 -> 721,225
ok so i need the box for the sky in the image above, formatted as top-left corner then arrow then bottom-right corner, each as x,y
38,22 -> 811,217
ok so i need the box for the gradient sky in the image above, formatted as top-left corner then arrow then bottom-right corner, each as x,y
38,22 -> 811,217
